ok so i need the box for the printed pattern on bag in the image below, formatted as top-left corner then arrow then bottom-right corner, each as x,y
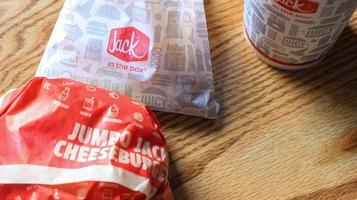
36,0 -> 219,119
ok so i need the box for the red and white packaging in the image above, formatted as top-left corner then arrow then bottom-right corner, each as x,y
244,0 -> 357,70
0,78 -> 173,200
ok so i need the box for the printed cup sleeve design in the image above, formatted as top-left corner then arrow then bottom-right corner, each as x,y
244,0 -> 357,69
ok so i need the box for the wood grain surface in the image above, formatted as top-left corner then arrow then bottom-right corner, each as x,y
0,0 -> 357,199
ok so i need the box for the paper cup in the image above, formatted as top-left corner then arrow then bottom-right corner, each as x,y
244,0 -> 357,70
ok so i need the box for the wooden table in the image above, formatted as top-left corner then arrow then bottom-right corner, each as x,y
0,0 -> 357,199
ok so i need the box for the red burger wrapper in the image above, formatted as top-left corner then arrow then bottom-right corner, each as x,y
0,77 -> 173,200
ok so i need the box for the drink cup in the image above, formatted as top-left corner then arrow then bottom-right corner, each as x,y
244,0 -> 357,70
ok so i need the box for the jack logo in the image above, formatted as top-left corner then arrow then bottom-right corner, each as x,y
275,0 -> 319,14
107,27 -> 150,62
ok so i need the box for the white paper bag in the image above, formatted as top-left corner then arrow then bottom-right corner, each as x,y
36,0 -> 219,119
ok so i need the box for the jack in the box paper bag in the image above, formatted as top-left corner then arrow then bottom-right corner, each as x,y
36,0 -> 219,119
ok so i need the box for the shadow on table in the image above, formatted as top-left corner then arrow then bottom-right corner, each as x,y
277,25 -> 357,165
271,27 -> 357,193
274,26 -> 357,112
156,24 -> 357,199
166,149 -> 190,200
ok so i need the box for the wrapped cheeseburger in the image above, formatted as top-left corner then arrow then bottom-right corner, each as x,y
0,78 -> 173,200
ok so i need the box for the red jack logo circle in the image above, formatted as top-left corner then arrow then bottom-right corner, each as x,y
275,0 -> 319,14
107,27 -> 150,62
